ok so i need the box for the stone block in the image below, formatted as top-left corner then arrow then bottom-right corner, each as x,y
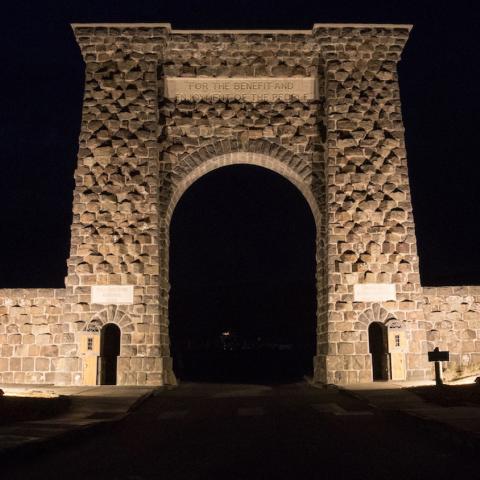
338,342 -> 355,354
0,357 -> 8,370
35,357 -> 50,371
10,357 -> 21,371
37,333 -> 53,344
22,357 -> 34,371
52,357 -> 80,372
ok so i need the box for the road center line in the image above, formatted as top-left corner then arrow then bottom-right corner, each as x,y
157,410 -> 189,420
237,407 -> 265,416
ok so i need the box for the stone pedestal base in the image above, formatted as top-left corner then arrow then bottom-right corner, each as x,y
406,353 -> 431,381
313,354 -> 328,384
314,354 -> 373,384
117,356 -> 176,386
160,356 -> 177,386
315,352 -> 433,384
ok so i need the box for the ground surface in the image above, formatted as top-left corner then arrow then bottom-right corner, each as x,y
2,382 -> 479,479
409,384 -> 480,407
0,395 -> 70,426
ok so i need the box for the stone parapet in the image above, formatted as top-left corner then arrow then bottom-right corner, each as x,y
0,288 -> 78,384
422,286 -> 480,379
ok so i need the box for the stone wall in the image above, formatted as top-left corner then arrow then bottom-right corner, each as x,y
0,289 -> 77,384
314,26 -> 430,383
423,286 -> 480,379
163,32 -> 322,77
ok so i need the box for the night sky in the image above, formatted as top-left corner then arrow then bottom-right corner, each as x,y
169,166 -> 316,347
1,0 -> 479,293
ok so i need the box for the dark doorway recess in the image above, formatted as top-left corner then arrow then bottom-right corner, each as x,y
368,322 -> 389,381
169,164 -> 317,383
99,323 -> 121,385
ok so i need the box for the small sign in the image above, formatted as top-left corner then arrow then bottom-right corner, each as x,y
164,77 -> 318,103
91,285 -> 134,305
428,349 -> 450,362
353,283 -> 396,302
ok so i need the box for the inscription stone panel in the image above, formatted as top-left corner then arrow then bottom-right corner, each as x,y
164,77 -> 318,102
91,285 -> 134,305
353,284 -> 397,302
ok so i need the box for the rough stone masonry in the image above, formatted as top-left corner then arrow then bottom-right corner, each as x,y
1,23 -> 479,386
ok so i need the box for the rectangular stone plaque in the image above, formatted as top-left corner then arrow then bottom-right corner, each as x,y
164,77 -> 318,102
91,285 -> 134,305
353,283 -> 396,302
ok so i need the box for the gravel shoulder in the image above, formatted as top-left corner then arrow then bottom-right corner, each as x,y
0,395 -> 70,426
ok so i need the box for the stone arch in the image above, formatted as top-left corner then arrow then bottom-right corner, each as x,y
172,138 -> 313,182
158,139 -> 326,368
162,138 -> 322,226
84,306 -> 135,335
358,304 -> 396,327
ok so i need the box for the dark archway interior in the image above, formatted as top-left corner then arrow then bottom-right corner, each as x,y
100,323 -> 121,385
169,164 -> 317,383
368,322 -> 389,381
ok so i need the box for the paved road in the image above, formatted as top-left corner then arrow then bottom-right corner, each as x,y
3,382 -> 478,479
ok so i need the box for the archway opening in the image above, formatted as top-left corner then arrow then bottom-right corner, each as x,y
99,323 -> 121,385
169,164 -> 317,383
368,322 -> 389,381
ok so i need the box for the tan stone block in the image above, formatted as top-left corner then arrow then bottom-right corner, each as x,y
8,334 -> 22,345
338,342 -> 355,354
50,372 -> 73,385
0,357 -> 9,370
340,331 -> 360,342
59,344 -> 78,356
358,369 -> 372,382
145,372 -> 162,385
35,358 -> 50,371
355,342 -> 369,354
9,357 -> 21,371
1,372 -> 13,383
122,345 -> 137,356
20,323 -> 33,334
52,357 -> 80,372
13,371 -> 26,383
37,333 -> 53,344
41,345 -> 59,357
22,357 -> 34,371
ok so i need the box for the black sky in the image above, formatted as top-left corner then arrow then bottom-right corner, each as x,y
169,165 -> 316,342
0,0 -> 479,288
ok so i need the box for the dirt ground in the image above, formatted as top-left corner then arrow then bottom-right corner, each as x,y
0,395 -> 70,425
409,384 -> 480,407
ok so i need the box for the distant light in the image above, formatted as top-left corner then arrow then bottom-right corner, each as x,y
221,331 -> 231,336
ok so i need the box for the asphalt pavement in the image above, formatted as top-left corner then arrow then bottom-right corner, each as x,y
2,381 -> 479,480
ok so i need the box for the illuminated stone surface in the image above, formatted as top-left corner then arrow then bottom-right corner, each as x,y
0,23 -> 477,386
91,286 -> 134,305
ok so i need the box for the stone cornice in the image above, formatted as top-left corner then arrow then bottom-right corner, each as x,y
70,23 -> 413,34
313,23 -> 412,31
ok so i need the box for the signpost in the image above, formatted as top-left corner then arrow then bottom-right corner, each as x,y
428,347 -> 450,386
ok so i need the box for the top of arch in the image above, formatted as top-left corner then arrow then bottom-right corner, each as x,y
70,23 -> 413,33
